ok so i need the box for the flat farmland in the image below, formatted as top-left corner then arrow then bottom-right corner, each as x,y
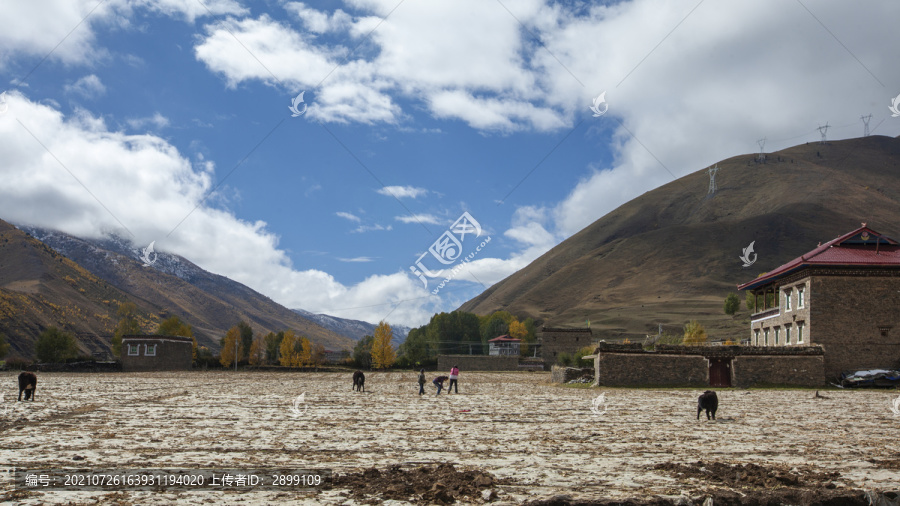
2,371 -> 899,505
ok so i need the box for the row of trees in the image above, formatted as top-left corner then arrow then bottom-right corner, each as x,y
395,310 -> 536,368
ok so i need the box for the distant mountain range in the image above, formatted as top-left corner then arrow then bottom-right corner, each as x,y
460,135 -> 900,342
292,308 -> 410,347
0,220 -> 357,358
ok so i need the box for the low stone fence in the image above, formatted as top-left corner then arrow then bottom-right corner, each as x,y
550,365 -> 594,383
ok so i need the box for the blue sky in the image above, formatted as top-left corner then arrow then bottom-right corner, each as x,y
1,0 -> 899,327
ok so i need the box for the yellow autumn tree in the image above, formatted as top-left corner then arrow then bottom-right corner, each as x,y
371,321 -> 396,369
279,330 -> 297,367
296,337 -> 312,367
508,319 -> 529,356
219,326 -> 242,367
248,336 -> 265,365
682,320 -> 708,345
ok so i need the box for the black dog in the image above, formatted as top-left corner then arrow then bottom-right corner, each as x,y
697,390 -> 718,420
18,372 -> 37,401
353,370 -> 365,392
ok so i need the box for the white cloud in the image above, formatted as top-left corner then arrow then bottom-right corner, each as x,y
0,93 -> 436,327
395,214 -> 442,225
126,112 -> 170,130
353,223 -> 392,233
336,211 -> 361,222
285,2 -> 353,33
376,185 -> 428,199
64,75 -> 106,99
338,256 -> 376,262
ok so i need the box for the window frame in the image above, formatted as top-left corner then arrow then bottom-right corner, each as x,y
764,328 -> 769,346
797,322 -> 804,344
127,344 -> 140,356
785,325 -> 792,346
145,344 -> 157,357
774,327 -> 780,345
784,288 -> 792,311
797,287 -> 805,308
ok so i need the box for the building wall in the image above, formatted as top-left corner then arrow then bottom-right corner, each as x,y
121,336 -> 192,372
732,355 -> 824,387
592,343 -> 825,387
595,352 -> 708,387
750,276 -> 812,347
540,328 -> 592,365
810,275 -> 900,378
437,354 -> 519,371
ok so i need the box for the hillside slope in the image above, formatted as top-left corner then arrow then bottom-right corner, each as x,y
1,221 -> 354,357
459,136 -> 900,341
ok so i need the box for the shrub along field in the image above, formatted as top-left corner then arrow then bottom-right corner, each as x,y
1,371 -> 898,504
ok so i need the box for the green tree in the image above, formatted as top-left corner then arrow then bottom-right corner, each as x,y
112,301 -> 141,358
682,320 -> 708,345
353,335 -> 374,369
371,321 -> 396,369
156,315 -> 196,362
398,326 -> 434,366
35,326 -> 79,363
0,332 -> 11,359
238,321 -> 254,360
219,326 -> 242,368
724,293 -> 740,315
264,331 -> 284,365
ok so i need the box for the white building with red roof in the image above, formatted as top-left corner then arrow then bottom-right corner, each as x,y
488,335 -> 521,356
737,224 -> 900,379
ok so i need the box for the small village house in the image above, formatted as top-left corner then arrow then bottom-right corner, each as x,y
488,335 -> 521,356
120,335 -> 193,372
737,224 -> 900,379
539,327 -> 592,367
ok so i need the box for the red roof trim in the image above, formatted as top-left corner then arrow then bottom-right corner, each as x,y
738,225 -> 900,291
488,335 -> 522,342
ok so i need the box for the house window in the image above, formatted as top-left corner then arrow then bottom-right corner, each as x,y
797,322 -> 804,343
145,344 -> 157,356
754,329 -> 760,346
797,288 -> 805,308
784,289 -> 792,311
764,328 -> 769,346
127,344 -> 140,356
774,327 -> 780,345
785,325 -> 792,345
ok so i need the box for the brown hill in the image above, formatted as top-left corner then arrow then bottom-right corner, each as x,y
459,135 -> 900,342
0,220 -> 354,358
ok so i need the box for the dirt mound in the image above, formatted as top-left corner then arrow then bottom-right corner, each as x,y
651,460 -> 841,489
332,463 -> 501,504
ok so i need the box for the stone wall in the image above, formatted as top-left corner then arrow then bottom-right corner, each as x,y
540,327 -> 592,366
595,353 -> 709,387
437,355 -> 519,372
591,343 -> 826,387
550,365 -> 594,383
732,355 -> 824,387
810,275 -> 900,379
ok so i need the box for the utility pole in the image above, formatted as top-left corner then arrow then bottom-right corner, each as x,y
861,114 -> 872,137
817,123 -> 830,144
234,336 -> 238,372
707,164 -> 720,195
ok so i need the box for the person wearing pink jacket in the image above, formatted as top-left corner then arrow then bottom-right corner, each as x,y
448,365 -> 459,394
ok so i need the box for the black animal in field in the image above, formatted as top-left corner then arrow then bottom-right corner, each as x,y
353,370 -> 365,392
697,390 -> 718,420
18,372 -> 37,401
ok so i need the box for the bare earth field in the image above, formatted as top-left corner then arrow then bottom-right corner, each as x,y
1,371 -> 899,505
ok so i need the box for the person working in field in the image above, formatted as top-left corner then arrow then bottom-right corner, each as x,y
448,365 -> 459,394
433,375 -> 449,395
418,368 -> 427,395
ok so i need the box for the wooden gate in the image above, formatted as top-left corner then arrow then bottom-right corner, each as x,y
708,358 -> 732,387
